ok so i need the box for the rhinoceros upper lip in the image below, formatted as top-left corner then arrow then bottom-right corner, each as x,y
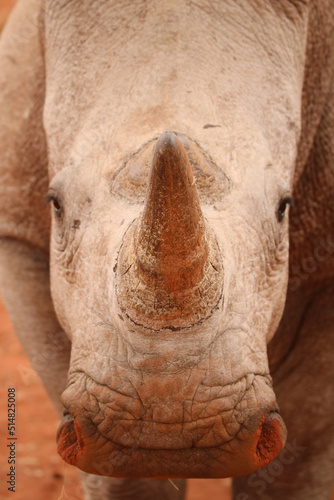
56,406 -> 287,479
60,370 -> 278,451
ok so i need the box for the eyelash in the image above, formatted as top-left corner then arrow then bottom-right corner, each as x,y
277,196 -> 293,222
46,194 -> 63,217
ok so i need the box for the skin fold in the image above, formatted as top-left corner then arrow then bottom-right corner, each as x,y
0,0 -> 333,499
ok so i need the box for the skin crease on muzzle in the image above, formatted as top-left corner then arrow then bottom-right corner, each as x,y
54,132 -> 288,479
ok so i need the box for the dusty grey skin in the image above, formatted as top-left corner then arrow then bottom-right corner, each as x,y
0,0 -> 333,499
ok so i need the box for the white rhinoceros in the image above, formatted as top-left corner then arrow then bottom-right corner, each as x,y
0,0 -> 333,499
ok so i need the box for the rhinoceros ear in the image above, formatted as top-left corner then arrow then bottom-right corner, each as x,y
116,131 -> 223,330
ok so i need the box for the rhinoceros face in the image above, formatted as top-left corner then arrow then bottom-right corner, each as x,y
43,0 -> 306,480
49,128 -> 292,478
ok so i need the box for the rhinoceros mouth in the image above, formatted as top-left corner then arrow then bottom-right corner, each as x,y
56,408 -> 286,478
57,371 -> 287,478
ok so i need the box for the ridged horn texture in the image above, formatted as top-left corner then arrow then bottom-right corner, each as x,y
116,131 -> 223,330
138,132 -> 207,292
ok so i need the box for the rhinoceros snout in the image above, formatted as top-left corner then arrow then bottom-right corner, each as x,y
56,131 -> 287,479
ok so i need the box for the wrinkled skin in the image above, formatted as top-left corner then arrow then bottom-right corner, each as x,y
0,0 -> 334,499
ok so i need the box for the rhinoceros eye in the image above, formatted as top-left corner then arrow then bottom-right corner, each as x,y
46,193 -> 63,218
277,195 -> 293,222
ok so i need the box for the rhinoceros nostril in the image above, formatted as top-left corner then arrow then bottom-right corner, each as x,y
56,412 -> 74,444
62,408 -> 71,417
57,412 -> 84,466
256,411 -> 287,466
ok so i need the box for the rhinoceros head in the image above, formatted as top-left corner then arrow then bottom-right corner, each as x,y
50,127 -> 291,478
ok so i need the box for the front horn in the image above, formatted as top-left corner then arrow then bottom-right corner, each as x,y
115,132 -> 223,330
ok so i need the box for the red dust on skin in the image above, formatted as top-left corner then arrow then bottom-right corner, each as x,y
57,413 -> 84,466
256,412 -> 287,467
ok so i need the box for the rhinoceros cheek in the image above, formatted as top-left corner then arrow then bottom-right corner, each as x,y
57,413 -> 84,466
